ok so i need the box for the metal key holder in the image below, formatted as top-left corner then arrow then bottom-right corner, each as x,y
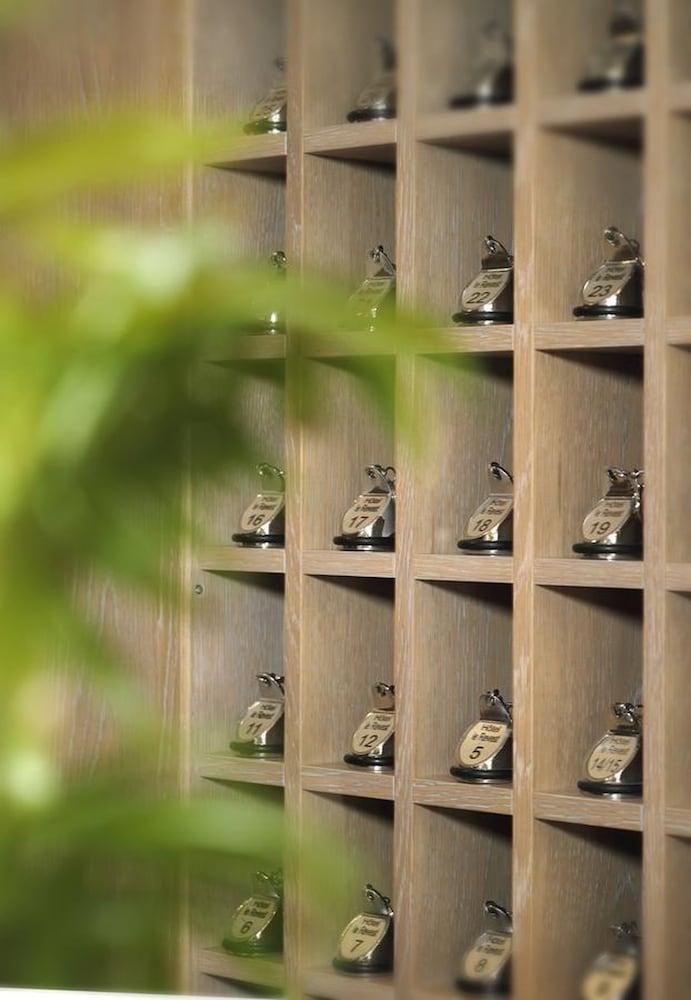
580,922 -> 641,1000
451,690 -> 513,783
453,237 -> 514,326
222,870 -> 283,957
578,2 -> 644,93
578,703 -> 643,797
458,463 -> 513,555
573,227 -> 644,320
344,682 -> 395,770
348,245 -> 396,333
232,463 -> 285,549
334,465 -> 396,551
347,37 -> 396,122
450,20 -> 513,109
244,58 -> 287,134
456,901 -> 513,995
230,673 -> 285,759
573,468 -> 644,560
333,884 -> 394,975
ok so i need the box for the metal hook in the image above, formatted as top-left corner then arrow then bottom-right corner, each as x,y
366,464 -> 396,494
483,235 -> 514,268
369,245 -> 397,276
256,463 -> 285,489
485,900 -> 513,933
257,672 -> 285,697
612,702 -> 643,728
364,883 -> 394,917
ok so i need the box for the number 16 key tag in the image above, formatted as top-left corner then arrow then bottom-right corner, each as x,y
573,226 -> 644,320
232,463 -> 285,549
452,236 -> 514,326
458,463 -> 513,555
578,702 -> 643,797
451,690 -> 513,784
230,673 -> 285,759
456,901 -> 513,995
573,467 -> 644,560
333,884 -> 394,975
344,682 -> 395,770
580,922 -> 641,1000
222,870 -> 283,957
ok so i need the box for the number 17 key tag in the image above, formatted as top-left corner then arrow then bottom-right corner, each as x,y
456,901 -> 513,995
451,690 -> 513,784
578,702 -> 643,797
580,922 -> 640,1000
458,463 -> 513,555
333,884 -> 394,975
334,465 -> 396,551
573,467 -> 644,560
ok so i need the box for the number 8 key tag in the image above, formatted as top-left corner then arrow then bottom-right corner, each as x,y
230,673 -> 285,759
573,467 -> 644,560
456,901 -> 513,995
458,463 -> 513,555
580,922 -> 640,1000
333,884 -> 394,975
578,702 -> 643,797
344,682 -> 395,771
232,463 -> 285,549
452,235 -> 513,326
222,870 -> 283,957
451,690 -> 513,784
334,465 -> 396,551
573,226 -> 644,320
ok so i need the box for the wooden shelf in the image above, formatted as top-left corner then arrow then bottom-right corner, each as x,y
302,549 -> 396,579
669,80 -> 691,114
303,967 -> 394,1000
206,333 -> 287,363
418,325 -> 514,356
534,791 -> 643,833
198,752 -> 285,787
197,947 -> 284,989
211,132 -> 287,174
668,317 -> 691,345
667,563 -> 691,591
300,331 -> 397,358
412,777 -> 513,816
198,545 -> 286,574
416,106 -> 515,154
534,557 -> 644,590
666,807 -> 691,838
302,763 -> 394,801
413,553 -> 513,585
538,90 -> 645,145
304,121 -> 397,163
534,319 -> 645,352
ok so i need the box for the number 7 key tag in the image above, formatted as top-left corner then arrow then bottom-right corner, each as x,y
458,463 -> 513,555
222,870 -> 283,957
333,884 -> 394,975
451,690 -> 513,784
573,467 -> 644,560
452,235 -> 513,326
456,901 -> 513,995
573,226 -> 644,320
578,702 -> 643,797
580,922 -> 640,1000
344,682 -> 395,770
230,673 -> 285,759
232,463 -> 285,549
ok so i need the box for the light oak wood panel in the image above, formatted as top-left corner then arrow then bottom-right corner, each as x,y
538,90 -> 644,147
417,108 -> 515,156
665,593 -> 691,809
666,563 -> 691,591
412,778 -> 513,815
666,346 -> 691,561
534,557 -> 644,589
418,326 -> 514,356
534,319 -> 645,352
666,117 -> 691,317
305,121 -> 397,163
206,334 -> 287,362
665,808 -> 691,838
534,791 -> 643,833
199,547 -> 286,574
302,764 -> 395,801
197,946 -> 284,989
199,753 -> 285,787
412,554 -> 513,585
665,836 -> 691,996
302,550 -> 396,579
212,134 -> 287,174
669,0 -> 691,82
303,967 -> 395,1000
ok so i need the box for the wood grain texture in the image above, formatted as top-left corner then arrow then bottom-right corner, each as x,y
198,546 -> 286,574
198,752 -> 285,787
534,791 -> 643,832
534,557 -> 644,589
212,133 -> 287,174
418,326 -> 514,356
197,946 -> 284,989
412,778 -> 513,815
206,334 -> 287,362
302,550 -> 396,579
417,107 -> 515,155
302,764 -> 395,801
303,967 -> 395,1000
534,319 -> 645,352
305,121 -> 397,163
412,554 -> 513,584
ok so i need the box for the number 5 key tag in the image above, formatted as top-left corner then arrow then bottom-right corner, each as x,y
580,922 -> 640,1000
344,682 -> 395,771
456,901 -> 513,995
573,467 -> 644,561
230,673 -> 285,759
578,702 -> 643,797
333,884 -> 394,975
222,870 -> 283,957
232,463 -> 285,549
451,690 -> 513,784
573,226 -> 644,320
458,463 -> 513,555
452,235 -> 513,326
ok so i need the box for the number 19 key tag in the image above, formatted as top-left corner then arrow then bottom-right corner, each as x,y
451,690 -> 513,784
573,467 -> 644,560
334,464 -> 396,551
458,463 -> 513,555
232,463 -> 285,549
230,673 -> 285,759
222,870 -> 283,957
578,702 -> 643,797
333,884 -> 394,975
573,226 -> 644,320
344,682 -> 395,771
456,901 -> 513,995
580,922 -> 641,1000
452,236 -> 513,326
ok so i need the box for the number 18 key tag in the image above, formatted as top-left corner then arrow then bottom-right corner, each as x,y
573,468 -> 644,560
223,870 -> 283,957
334,464 -> 396,551
456,901 -> 513,995
344,682 -> 395,770
451,690 -> 513,784
453,236 -> 514,326
458,463 -> 513,555
333,884 -> 394,975
578,702 -> 643,797
230,673 -> 285,759
580,922 -> 641,1000
232,463 -> 285,549
573,226 -> 644,320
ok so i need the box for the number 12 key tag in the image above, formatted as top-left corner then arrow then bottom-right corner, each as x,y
580,922 -> 640,1000
458,463 -> 513,555
344,682 -> 395,770
456,901 -> 513,995
573,226 -> 644,320
333,884 -> 394,975
573,467 -> 644,561
578,702 -> 642,797
451,690 -> 513,783
222,870 -> 283,957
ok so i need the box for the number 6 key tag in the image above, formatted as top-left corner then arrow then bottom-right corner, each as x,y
222,870 -> 283,957
578,702 -> 643,797
232,463 -> 285,549
452,235 -> 513,326
333,884 -> 394,975
573,467 -> 644,560
230,673 -> 285,759
573,226 -> 644,320
344,682 -> 395,771
334,465 -> 396,551
458,463 -> 513,555
456,901 -> 513,995
451,690 -> 513,784
580,922 -> 640,1000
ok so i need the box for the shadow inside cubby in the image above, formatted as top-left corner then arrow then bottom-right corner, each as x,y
532,821 -> 641,997
668,118 -> 691,319
666,592 -> 691,809
670,0 -> 691,83
534,585 -> 642,796
301,576 -> 394,768
666,836 -> 691,995
534,349 -> 643,559
414,353 -> 513,554
412,806 -> 512,993
667,347 -> 691,561
302,792 -> 394,971
413,581 -> 512,780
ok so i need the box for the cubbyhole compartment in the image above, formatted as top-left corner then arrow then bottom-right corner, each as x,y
301,792 -> 394,974
668,117 -> 691,320
665,836 -> 691,995
301,576 -> 394,770
533,586 -> 642,798
411,806 -> 512,994
532,822 -> 641,997
415,0 -> 513,116
669,0 -> 691,83
413,353 -> 513,555
413,581 -> 512,782
301,356 -> 395,551
533,131 -> 642,325
665,592 -> 691,809
533,350 -> 643,559
667,347 -> 691,561
412,145 -> 513,326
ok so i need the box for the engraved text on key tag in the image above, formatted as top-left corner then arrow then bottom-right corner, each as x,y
461,268 -> 512,311
229,895 -> 278,942
457,720 -> 511,767
460,931 -> 512,985
338,914 -> 390,962
464,495 -> 513,540
342,493 -> 391,535
582,497 -> 633,543
352,711 -> 396,755
582,262 -> 636,307
581,954 -> 638,1000
240,492 -> 285,532
586,732 -> 640,782
236,700 -> 284,743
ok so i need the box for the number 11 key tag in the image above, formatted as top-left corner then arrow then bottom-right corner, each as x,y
334,464 -> 396,551
580,922 -> 641,1000
578,702 -> 643,797
344,682 -> 395,771
230,673 -> 285,759
456,901 -> 513,995
222,870 -> 283,957
232,463 -> 285,549
451,690 -> 513,784
573,468 -> 644,560
573,227 -> 644,320
458,463 -> 513,555
333,884 -> 394,975
452,236 -> 513,326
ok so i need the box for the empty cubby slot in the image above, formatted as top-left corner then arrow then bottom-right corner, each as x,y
667,347 -> 691,561
666,592 -> 691,809
669,0 -> 691,83
668,117 -> 691,319
665,835 -> 691,994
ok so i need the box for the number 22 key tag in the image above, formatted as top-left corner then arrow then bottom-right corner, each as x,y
573,467 -> 644,560
578,702 -> 643,797
344,682 -> 395,770
451,690 -> 513,783
573,226 -> 644,320
458,463 -> 513,555
333,884 -> 394,975
222,870 -> 283,957
452,235 -> 514,326
456,901 -> 513,995
580,922 -> 641,1000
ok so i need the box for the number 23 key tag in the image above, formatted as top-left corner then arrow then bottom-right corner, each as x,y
222,870 -> 283,957
578,702 -> 643,797
573,467 -> 644,561
456,901 -> 513,995
452,235 -> 514,326
333,884 -> 394,975
451,690 -> 513,783
580,922 -> 640,1000
344,682 -> 395,770
573,226 -> 644,320
230,673 -> 285,759
458,463 -> 513,555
